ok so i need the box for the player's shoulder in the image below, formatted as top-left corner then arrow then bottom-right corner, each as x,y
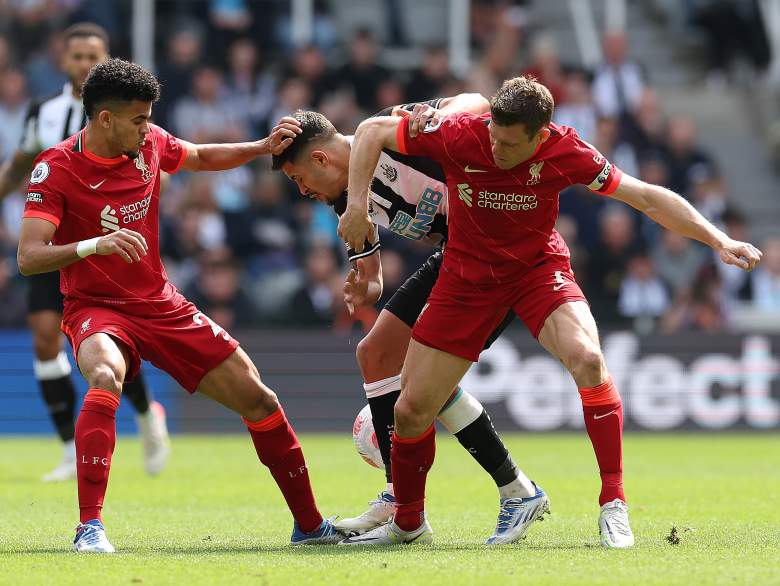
148,123 -> 178,140
543,122 -> 593,157
30,135 -> 80,183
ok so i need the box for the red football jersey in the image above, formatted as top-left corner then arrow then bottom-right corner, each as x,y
23,124 -> 186,303
396,114 -> 622,287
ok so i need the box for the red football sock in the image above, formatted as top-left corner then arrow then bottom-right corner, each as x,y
245,408 -> 323,533
391,425 -> 435,532
580,377 -> 625,506
75,388 -> 120,523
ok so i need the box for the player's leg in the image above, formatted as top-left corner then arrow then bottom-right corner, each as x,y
28,273 -> 79,482
537,300 -> 634,548
72,332 -> 131,553
342,340 -> 471,547
123,371 -> 170,476
196,347 -> 341,544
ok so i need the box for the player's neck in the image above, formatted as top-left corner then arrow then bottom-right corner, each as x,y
69,80 -> 82,101
83,124 -> 123,159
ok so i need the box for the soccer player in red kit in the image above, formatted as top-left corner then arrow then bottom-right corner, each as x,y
338,76 -> 762,547
18,58 -> 343,552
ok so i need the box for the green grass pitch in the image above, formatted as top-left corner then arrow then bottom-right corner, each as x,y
1,433 -> 778,585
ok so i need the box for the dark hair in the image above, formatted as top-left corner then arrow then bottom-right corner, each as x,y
490,76 -> 554,138
63,22 -> 109,51
82,58 -> 160,118
271,110 -> 337,170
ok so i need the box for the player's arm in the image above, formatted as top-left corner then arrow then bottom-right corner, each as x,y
178,117 -> 302,172
343,252 -> 383,314
0,150 -> 37,199
338,116 -> 403,252
609,173 -> 762,270
17,218 -> 148,276
392,93 -> 489,138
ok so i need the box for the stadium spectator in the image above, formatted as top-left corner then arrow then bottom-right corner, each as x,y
283,244 -> 343,326
592,31 -> 645,120
225,38 -> 276,137
172,65 -> 247,143
554,70 -> 597,143
661,264 -> 727,333
155,27 -> 203,128
328,28 -> 389,113
715,207 -> 753,307
522,34 -> 566,106
286,44 -> 332,108
184,252 -> 260,330
0,69 -> 29,162
405,45 -> 456,104
663,115 -> 715,199
617,250 -> 671,331
22,33 -> 68,100
591,116 -> 639,179
621,87 -> 667,157
652,230 -> 707,296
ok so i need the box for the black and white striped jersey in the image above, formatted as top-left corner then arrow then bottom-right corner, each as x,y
19,83 -> 85,155
334,99 -> 449,263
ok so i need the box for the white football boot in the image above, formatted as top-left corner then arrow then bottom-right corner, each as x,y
599,499 -> 635,548
136,401 -> 170,476
73,520 -> 115,553
339,516 -> 433,546
334,491 -> 395,534
42,440 -> 77,482
486,483 -> 550,544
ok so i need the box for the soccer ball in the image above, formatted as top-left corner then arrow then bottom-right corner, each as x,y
352,404 -> 383,469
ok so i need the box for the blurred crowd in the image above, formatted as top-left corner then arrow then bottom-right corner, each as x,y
0,0 -> 778,334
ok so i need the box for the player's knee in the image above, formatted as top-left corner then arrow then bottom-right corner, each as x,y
356,334 -> 400,376
242,386 -> 280,422
86,364 -> 123,394
32,330 -> 61,360
567,343 -> 605,382
394,397 -> 431,432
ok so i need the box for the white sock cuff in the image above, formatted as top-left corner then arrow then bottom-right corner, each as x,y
363,375 -> 402,399
34,351 -> 72,380
437,388 -> 484,434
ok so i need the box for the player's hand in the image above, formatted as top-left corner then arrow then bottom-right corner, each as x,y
343,262 -> 377,314
406,103 -> 441,138
338,206 -> 373,253
717,239 -> 762,271
266,116 -> 302,155
96,228 -> 148,264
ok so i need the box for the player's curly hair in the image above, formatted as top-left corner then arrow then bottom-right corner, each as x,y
82,58 -> 160,118
490,76 -> 554,138
271,110 -> 337,170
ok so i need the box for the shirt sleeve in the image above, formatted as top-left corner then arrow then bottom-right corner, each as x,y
153,125 -> 187,174
18,100 -> 43,156
563,129 -> 623,195
22,157 -> 64,228
395,111 -> 460,160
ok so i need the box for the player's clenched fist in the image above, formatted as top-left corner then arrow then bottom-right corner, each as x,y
717,239 -> 762,271
338,207 -> 373,253
96,228 -> 148,263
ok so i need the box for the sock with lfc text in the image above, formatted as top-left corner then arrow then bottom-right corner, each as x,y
245,408 -> 323,533
75,388 -> 120,523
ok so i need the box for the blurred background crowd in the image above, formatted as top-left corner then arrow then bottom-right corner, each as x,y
0,0 -> 778,335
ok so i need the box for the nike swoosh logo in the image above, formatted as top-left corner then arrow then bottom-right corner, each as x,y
553,283 -> 566,291
89,179 -> 107,189
593,410 -> 617,420
464,165 -> 487,173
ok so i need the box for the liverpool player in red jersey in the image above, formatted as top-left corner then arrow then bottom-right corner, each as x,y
18,58 -> 343,552
338,76 -> 762,548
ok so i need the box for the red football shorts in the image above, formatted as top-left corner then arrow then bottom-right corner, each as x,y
412,256 -> 587,362
62,291 -> 239,393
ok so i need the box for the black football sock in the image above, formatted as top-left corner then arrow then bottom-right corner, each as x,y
35,352 -> 77,443
364,376 -> 403,485
123,370 -> 152,415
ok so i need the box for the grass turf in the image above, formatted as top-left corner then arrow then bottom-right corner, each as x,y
1,433 -> 778,586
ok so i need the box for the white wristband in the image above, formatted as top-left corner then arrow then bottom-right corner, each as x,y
76,237 -> 100,258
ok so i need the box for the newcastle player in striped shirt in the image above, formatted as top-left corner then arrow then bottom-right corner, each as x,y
271,95 -> 547,545
0,23 -> 169,482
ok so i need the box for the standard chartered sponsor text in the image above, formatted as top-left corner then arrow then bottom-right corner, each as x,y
478,190 -> 538,211
119,194 -> 151,223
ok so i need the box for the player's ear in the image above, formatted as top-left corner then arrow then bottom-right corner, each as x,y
310,149 -> 329,168
537,126 -> 551,144
97,109 -> 112,129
